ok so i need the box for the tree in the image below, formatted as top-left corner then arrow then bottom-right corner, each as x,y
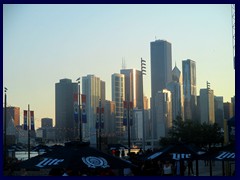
159,116 -> 223,148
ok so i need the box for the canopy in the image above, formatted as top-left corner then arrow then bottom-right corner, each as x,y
199,143 -> 235,161
17,141 -> 136,170
147,143 -> 206,161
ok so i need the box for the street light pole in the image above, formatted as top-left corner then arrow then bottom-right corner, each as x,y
28,104 -> 30,159
127,98 -> 131,155
99,99 -> 102,151
141,58 -> 146,151
4,87 -> 7,167
76,78 -> 82,142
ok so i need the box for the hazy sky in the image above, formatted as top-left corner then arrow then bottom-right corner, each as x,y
3,4 -> 235,128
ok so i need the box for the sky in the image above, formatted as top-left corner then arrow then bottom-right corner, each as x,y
3,4 -> 235,129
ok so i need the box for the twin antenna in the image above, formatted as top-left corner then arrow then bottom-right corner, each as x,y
122,58 -> 126,69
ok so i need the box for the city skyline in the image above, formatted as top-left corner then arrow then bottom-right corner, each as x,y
3,4 -> 235,128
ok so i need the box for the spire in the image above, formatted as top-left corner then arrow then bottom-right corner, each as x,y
122,58 -> 126,69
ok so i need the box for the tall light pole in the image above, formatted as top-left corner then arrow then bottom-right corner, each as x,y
141,58 -> 146,151
126,96 -> 132,155
4,87 -> 7,167
28,104 -> 30,159
76,77 -> 82,142
99,99 -> 102,151
123,97 -> 131,155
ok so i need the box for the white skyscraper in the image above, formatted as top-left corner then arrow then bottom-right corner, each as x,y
154,89 -> 172,138
182,59 -> 197,120
111,73 -> 125,141
132,109 -> 143,140
82,75 -> 105,146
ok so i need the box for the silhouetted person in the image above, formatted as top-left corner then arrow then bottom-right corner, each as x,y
187,159 -> 194,176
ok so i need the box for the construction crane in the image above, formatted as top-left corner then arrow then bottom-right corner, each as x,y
231,4 -> 235,69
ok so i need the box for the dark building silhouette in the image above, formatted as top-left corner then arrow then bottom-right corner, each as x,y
150,39 -> 172,139
55,78 -> 78,142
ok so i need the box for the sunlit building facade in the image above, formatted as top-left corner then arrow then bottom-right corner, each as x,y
182,59 -> 197,120
82,75 -> 105,146
154,89 -> 172,139
200,88 -> 215,124
112,73 -> 125,141
120,69 -> 143,109
167,65 -> 184,121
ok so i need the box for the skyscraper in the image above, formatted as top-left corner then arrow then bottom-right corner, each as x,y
231,96 -> 235,116
182,59 -> 197,120
199,88 -> 215,124
55,78 -> 78,142
41,118 -> 54,141
41,118 -> 53,128
104,100 -> 116,144
151,40 -> 172,98
82,75 -> 105,145
112,73 -> 125,140
223,102 -> 233,120
167,65 -> 184,121
3,106 -> 20,128
150,39 -> 172,140
214,96 -> 224,128
120,68 -> 143,109
3,106 -> 19,137
154,89 -> 172,138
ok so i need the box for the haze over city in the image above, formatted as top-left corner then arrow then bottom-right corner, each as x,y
3,4 -> 235,129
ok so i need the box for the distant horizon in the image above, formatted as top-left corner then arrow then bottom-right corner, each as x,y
3,4 -> 235,128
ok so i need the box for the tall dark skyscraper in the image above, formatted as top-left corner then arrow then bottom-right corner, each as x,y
151,40 -> 172,98
55,78 -> 78,142
150,39 -> 172,139
182,59 -> 197,120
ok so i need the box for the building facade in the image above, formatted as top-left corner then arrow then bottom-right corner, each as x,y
120,69 -> 143,109
3,106 -> 19,145
223,102 -> 233,120
3,106 -> 20,128
150,39 -> 172,140
41,118 -> 53,128
112,73 -> 125,142
182,59 -> 197,120
214,96 -> 224,128
154,89 -> 172,139
231,96 -> 235,116
167,65 -> 184,121
55,78 -> 78,142
150,40 -> 172,97
82,75 -> 105,146
199,88 -> 215,124
103,100 -> 116,144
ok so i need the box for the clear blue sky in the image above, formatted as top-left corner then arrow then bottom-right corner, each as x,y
3,4 -> 235,128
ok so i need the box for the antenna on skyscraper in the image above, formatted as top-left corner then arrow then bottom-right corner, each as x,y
122,57 -> 126,69
207,81 -> 210,90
